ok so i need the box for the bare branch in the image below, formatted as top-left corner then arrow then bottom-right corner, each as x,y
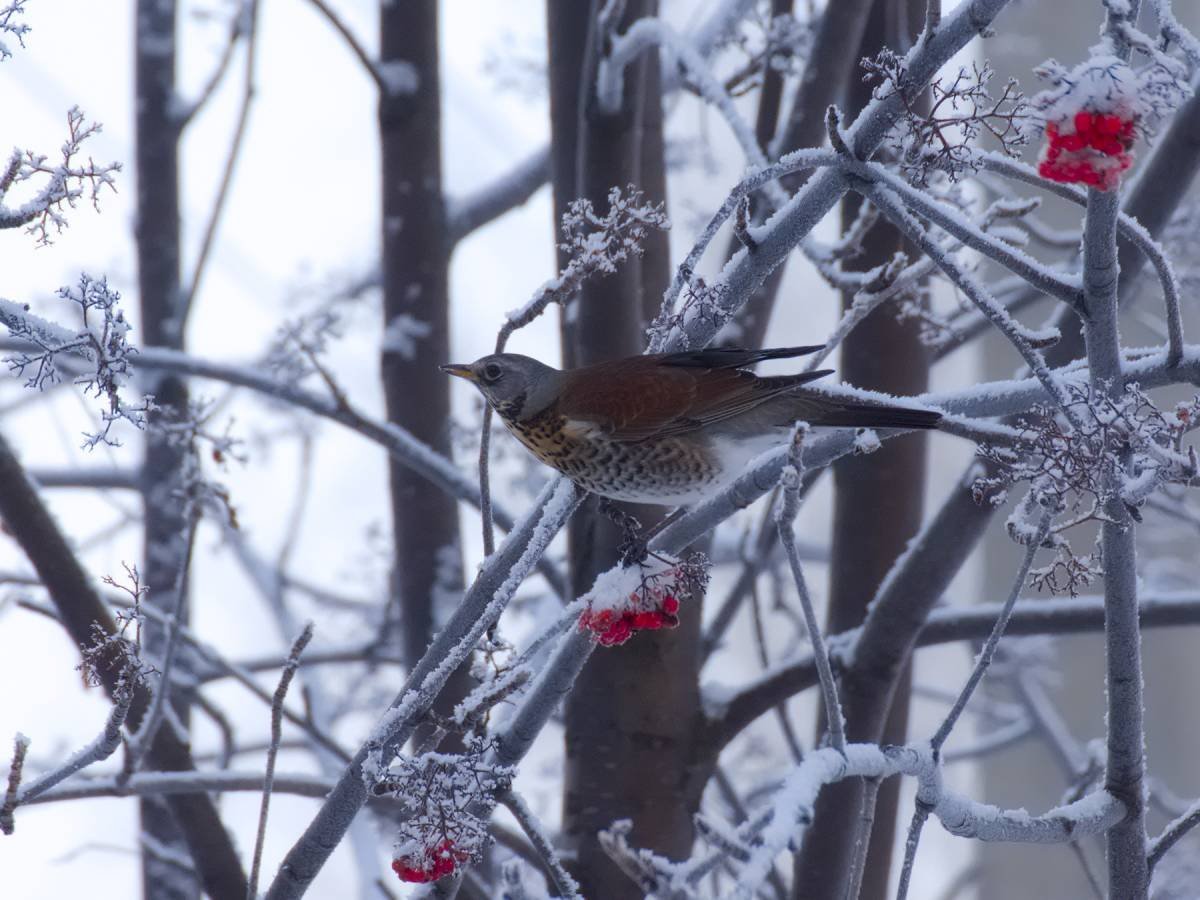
248,622 -> 314,900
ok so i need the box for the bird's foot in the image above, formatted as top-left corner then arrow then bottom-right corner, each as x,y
598,497 -> 649,566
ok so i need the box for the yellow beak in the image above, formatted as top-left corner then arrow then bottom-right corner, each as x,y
440,363 -> 477,382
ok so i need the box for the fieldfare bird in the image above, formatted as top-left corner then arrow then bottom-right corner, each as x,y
442,346 -> 940,506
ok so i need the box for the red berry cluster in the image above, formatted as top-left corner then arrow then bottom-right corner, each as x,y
392,839 -> 469,883
1038,111 -> 1135,191
579,593 -> 681,647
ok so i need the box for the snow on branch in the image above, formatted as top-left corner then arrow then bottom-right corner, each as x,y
612,743 -> 1123,899
597,17 -> 786,208
863,53 -> 1034,185
977,381 -> 1200,592
0,276 -> 147,446
657,0 -> 1014,354
0,1 -> 28,61
981,151 -> 1186,365
0,106 -> 120,244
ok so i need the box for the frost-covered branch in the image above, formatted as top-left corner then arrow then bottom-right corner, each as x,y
982,152 -> 1186,365
248,622 -> 313,900
265,480 -> 582,899
0,106 -> 120,244
497,789 -> 581,900
634,743 -> 1123,900
897,510 -> 1053,897
655,0 -> 1014,354
1082,183 -> 1149,895
775,428 -> 844,752
597,17 -> 786,209
863,183 -> 1076,418
852,159 -> 1085,310
0,1 -> 30,60
3,679 -> 133,831
0,277 -> 147,446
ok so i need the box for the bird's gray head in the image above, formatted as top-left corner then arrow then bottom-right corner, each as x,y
440,353 -> 561,421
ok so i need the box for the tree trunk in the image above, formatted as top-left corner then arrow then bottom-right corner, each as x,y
547,3 -> 707,896
378,0 -> 466,680
794,2 -> 929,896
134,2 -> 197,896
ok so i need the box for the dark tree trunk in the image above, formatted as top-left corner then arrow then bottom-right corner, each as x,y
730,0 -> 875,350
546,3 -> 706,897
134,3 -> 197,897
794,2 -> 929,896
378,1 -> 465,680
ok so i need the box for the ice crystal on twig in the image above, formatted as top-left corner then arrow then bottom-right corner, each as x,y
376,737 -> 511,883
0,107 -> 120,244
864,52 -> 1033,185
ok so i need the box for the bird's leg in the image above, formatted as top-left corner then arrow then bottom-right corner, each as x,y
597,497 -> 648,566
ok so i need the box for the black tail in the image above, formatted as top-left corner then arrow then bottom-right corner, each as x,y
658,345 -> 825,370
819,403 -> 942,430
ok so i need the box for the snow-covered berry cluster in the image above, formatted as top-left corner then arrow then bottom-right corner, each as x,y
579,593 -> 681,646
375,738 -> 509,885
1038,110 -> 1136,190
1033,50 -> 1191,192
392,838 -> 471,884
578,553 -> 708,648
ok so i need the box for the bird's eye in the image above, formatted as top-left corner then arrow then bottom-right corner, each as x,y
482,363 -> 503,382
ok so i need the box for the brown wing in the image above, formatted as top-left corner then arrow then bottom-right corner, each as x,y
555,356 -> 833,442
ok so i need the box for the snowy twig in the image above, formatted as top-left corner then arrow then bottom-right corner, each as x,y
8,684 -> 133,820
726,743 -> 1123,899
982,152 -> 1186,365
852,159 -> 1084,311
497,789 -> 581,900
120,518 -> 197,779
0,734 -> 28,834
897,509 -> 1052,898
248,621 -> 313,900
265,481 -> 582,898
775,427 -> 844,753
597,17 -> 786,209
862,184 -> 1077,420
0,107 -> 120,244
930,510 -> 1053,752
1148,795 -> 1200,873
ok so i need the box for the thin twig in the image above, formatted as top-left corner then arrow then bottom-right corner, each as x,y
14,685 -> 134,809
0,733 -> 29,834
775,425 -> 844,753
248,621 -> 314,899
176,1 -> 247,129
122,517 -> 199,779
1148,795 -> 1200,873
930,510 -> 1053,751
304,0 -> 387,93
895,799 -> 934,900
497,789 -> 581,899
179,0 -> 261,326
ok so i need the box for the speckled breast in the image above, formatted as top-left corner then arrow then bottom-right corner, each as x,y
503,410 -> 723,503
